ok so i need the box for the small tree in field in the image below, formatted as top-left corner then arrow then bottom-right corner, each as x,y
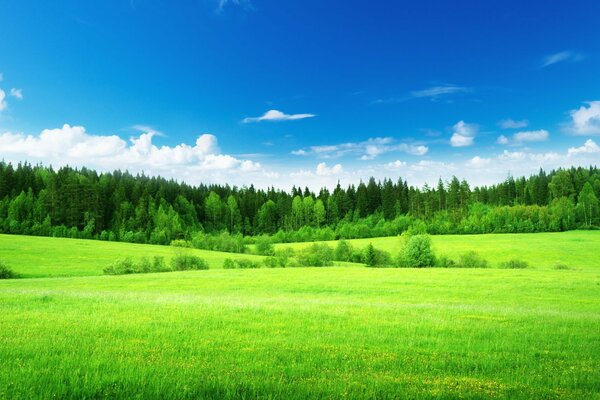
398,234 -> 436,268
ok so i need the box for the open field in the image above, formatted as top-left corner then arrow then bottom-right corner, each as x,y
1,266 -> 600,399
271,231 -> 600,270
0,234 -> 266,278
1,232 -> 600,398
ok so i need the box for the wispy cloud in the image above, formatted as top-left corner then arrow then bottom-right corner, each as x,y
498,118 -> 528,129
373,84 -> 471,104
565,101 -> 600,135
292,137 -> 428,160
0,89 -> 6,111
9,88 -> 23,100
541,51 -> 584,67
450,120 -> 478,147
242,109 -> 315,123
216,0 -> 253,13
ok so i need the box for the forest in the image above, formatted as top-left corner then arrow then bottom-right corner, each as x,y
0,161 -> 598,245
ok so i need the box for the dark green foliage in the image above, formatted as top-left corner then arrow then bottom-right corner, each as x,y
103,256 -> 169,275
397,234 -> 436,268
334,239 -> 354,262
435,255 -> 456,268
0,161 -> 599,243
170,255 -> 209,271
221,258 -> 261,269
170,239 -> 192,248
553,263 -> 570,270
499,259 -> 529,269
0,261 -> 18,279
254,235 -> 275,256
363,243 -> 393,267
296,244 -> 334,267
458,251 -> 489,268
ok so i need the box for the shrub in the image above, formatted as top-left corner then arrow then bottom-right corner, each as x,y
553,263 -> 570,270
170,239 -> 192,248
334,240 -> 354,262
103,258 -> 137,275
435,255 -> 456,268
363,243 -> 393,267
457,251 -> 489,268
222,258 -> 262,269
171,255 -> 209,271
103,256 -> 171,275
296,244 -> 334,267
498,259 -> 529,269
274,247 -> 295,267
397,234 -> 436,268
254,235 -> 275,256
0,261 -> 18,279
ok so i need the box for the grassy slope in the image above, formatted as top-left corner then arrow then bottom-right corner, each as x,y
1,267 -> 599,399
0,234 -> 266,278
271,231 -> 600,270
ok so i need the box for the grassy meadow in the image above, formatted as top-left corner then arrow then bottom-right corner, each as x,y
1,232 -> 600,398
271,231 -> 600,270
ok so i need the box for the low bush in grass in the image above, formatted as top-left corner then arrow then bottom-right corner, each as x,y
554,263 -> 570,270
334,240 -> 354,262
104,256 -> 170,275
363,243 -> 393,267
499,259 -> 529,269
170,239 -> 192,248
0,261 -> 18,279
191,231 -> 247,254
296,243 -> 334,267
171,255 -> 209,271
435,255 -> 457,268
222,258 -> 262,269
397,234 -> 436,268
254,235 -> 275,256
262,248 -> 295,268
457,251 -> 489,268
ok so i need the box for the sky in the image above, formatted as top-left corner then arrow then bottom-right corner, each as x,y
1,0 -> 599,190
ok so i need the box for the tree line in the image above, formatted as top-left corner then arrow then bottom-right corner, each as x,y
0,161 -> 598,244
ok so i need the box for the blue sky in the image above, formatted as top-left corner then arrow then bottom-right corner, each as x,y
1,0 -> 599,189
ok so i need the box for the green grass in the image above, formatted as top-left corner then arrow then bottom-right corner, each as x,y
0,234 -> 267,278
1,232 -> 600,398
1,267 -> 599,399
271,231 -> 600,270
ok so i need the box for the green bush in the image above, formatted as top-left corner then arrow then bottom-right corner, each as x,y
0,261 -> 18,279
254,235 -> 275,256
222,258 -> 262,269
435,255 -> 456,268
363,243 -> 393,267
296,244 -> 334,267
170,255 -> 209,271
103,256 -> 170,275
397,234 -> 436,268
334,240 -> 354,262
554,263 -> 570,270
170,239 -> 192,248
498,259 -> 529,269
458,251 -> 489,268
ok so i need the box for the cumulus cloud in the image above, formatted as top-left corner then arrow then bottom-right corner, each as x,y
9,88 -> 23,100
450,120 -> 477,147
466,156 -> 492,168
566,101 -> 600,135
0,89 -> 6,111
385,160 -> 407,169
513,129 -> 549,143
498,118 -> 528,129
541,51 -> 584,68
0,124 -> 264,184
292,137 -> 428,160
567,139 -> 600,156
497,135 -> 509,145
316,162 -> 343,176
242,109 -> 315,123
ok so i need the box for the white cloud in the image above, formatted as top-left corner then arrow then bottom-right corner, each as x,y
216,0 -> 253,12
0,89 -> 6,111
498,118 -> 528,129
450,120 -> 477,147
242,109 -> 315,123
385,160 -> 407,169
513,129 -> 549,143
293,137 -> 428,160
466,156 -> 491,168
411,85 -> 470,99
316,162 -> 343,176
9,88 -> 23,100
541,51 -> 584,67
567,139 -> 600,156
497,135 -> 509,145
0,124 -> 265,185
566,101 -> 600,135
